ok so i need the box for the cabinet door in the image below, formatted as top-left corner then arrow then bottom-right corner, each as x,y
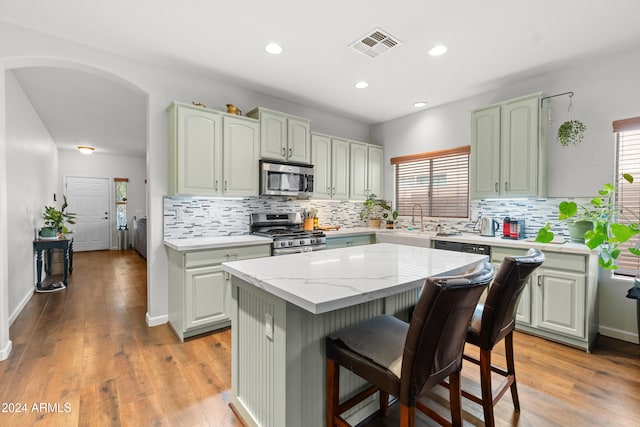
176,106 -> 222,196
260,110 -> 287,161
535,269 -> 586,338
501,96 -> 539,197
350,142 -> 369,200
470,106 -> 501,198
515,278 -> 533,325
287,116 -> 311,164
367,145 -> 384,199
332,138 -> 350,200
311,134 -> 332,199
223,116 -> 260,196
184,265 -> 228,330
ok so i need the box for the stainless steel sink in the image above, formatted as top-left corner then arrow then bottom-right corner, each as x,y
435,232 -> 462,237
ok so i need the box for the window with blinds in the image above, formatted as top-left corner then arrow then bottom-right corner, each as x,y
391,146 -> 470,218
614,117 -> 640,276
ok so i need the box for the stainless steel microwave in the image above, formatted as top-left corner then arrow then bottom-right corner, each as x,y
260,160 -> 314,197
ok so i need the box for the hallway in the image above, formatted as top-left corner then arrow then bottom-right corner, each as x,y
0,250 -> 239,426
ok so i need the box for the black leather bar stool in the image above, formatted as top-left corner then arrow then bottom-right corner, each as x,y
462,248 -> 545,427
325,260 -> 494,427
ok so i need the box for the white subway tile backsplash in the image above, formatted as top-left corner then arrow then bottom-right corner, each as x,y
163,196 -> 587,240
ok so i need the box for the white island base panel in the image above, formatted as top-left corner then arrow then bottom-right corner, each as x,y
230,276 -> 418,427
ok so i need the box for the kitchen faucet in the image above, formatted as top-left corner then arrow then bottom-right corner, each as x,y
411,204 -> 424,232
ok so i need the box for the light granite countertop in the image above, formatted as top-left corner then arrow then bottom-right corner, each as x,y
163,235 -> 273,251
222,243 -> 488,314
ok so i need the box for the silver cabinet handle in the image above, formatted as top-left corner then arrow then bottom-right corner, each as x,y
215,180 -> 219,191
281,147 -> 286,157
537,275 -> 543,287
288,148 -> 293,157
505,182 -> 509,192
495,182 -> 499,192
332,187 -> 336,195
224,180 -> 228,191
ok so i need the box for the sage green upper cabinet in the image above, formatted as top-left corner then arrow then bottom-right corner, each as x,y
350,141 -> 384,200
470,93 -> 546,198
247,107 -> 311,164
168,102 -> 222,196
167,102 -> 259,197
311,133 -> 350,200
222,115 -> 260,197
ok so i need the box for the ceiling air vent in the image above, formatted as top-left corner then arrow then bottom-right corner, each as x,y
349,28 -> 401,58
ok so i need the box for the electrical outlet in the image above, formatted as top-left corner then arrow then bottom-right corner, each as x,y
175,209 -> 183,221
264,312 -> 273,339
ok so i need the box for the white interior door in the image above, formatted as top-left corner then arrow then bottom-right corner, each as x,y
66,177 -> 110,251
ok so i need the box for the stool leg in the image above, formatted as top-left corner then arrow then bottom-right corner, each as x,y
400,404 -> 415,427
326,359 -> 340,427
379,390 -> 389,416
479,348 -> 495,427
449,371 -> 463,427
505,332 -> 520,410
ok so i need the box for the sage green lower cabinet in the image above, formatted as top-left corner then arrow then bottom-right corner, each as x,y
490,246 -> 598,351
326,234 -> 374,249
167,244 -> 270,340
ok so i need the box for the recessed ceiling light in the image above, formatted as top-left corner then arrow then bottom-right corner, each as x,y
265,43 -> 283,55
414,101 -> 428,108
428,45 -> 448,56
354,81 -> 369,89
77,146 -> 95,155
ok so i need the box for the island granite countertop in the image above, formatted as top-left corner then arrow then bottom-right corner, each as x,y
222,242 -> 487,314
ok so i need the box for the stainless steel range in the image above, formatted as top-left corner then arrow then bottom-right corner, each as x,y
250,212 -> 326,256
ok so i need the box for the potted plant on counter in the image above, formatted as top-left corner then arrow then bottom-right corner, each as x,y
384,209 -> 399,229
535,174 -> 640,269
359,193 -> 391,228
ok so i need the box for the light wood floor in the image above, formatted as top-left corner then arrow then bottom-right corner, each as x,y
0,250 -> 639,427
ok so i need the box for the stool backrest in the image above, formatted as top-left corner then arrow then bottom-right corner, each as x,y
480,248 -> 545,349
400,260 -> 494,404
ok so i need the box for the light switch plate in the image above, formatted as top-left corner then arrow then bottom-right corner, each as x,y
264,312 -> 273,339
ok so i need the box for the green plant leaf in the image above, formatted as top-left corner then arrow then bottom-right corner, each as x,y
610,223 -> 640,243
558,201 -> 577,220
534,224 -> 554,243
623,173 -> 634,184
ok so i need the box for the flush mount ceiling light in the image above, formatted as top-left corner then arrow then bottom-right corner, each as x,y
414,101 -> 428,108
354,81 -> 369,89
428,45 -> 448,56
77,145 -> 95,155
265,43 -> 283,55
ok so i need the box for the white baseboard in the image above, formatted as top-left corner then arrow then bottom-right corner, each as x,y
599,325 -> 639,344
146,311 -> 168,327
9,288 -> 33,325
0,339 -> 12,361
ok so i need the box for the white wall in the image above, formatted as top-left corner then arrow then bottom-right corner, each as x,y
372,47 -> 640,343
0,64 -> 11,360
0,22 -> 372,338
5,71 -> 60,324
58,150 -> 146,249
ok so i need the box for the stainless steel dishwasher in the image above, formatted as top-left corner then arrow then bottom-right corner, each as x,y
433,240 -> 491,256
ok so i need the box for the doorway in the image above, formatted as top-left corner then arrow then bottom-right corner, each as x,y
65,176 -> 111,251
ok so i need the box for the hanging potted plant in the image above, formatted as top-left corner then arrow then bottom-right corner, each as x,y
557,120 -> 586,146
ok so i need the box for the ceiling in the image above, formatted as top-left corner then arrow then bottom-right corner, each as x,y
3,1 -> 640,157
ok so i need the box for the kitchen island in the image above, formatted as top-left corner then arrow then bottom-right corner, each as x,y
222,243 -> 488,427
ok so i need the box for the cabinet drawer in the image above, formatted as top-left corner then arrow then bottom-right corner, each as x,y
491,246 -> 586,273
185,244 -> 271,268
326,234 -> 373,249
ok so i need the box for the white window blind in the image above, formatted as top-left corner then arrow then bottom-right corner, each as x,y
615,120 -> 640,276
391,146 -> 470,218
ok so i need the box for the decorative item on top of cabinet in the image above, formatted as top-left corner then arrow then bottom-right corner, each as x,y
311,133 -> 350,200
470,92 -> 547,199
349,141 -> 384,200
226,104 -> 241,115
167,102 -> 259,197
247,107 -> 311,164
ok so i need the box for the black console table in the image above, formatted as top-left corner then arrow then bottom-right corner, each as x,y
33,237 -> 74,292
